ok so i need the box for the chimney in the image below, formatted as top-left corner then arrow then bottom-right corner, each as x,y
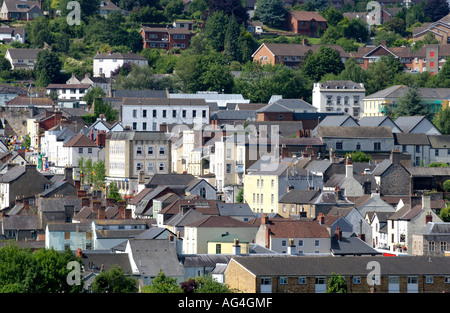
159,124 -> 168,132
75,180 -> 81,190
390,149 -> 400,164
76,248 -> 83,258
329,148 -> 335,163
281,144 -> 288,159
232,238 -> 241,255
345,155 -> 353,179
169,233 -> 174,242
287,238 -> 296,255
410,194 -> 421,209
422,194 -> 431,210
125,208 -> 132,219
64,166 -> 74,184
265,227 -> 271,249
90,129 -> 94,141
92,200 -> 101,212
117,203 -> 125,219
81,197 -> 90,208
363,180 -> 371,195
358,233 -> 366,242
335,186 -> 342,202
98,205 -> 106,219
106,198 -> 114,208
261,213 -> 269,225
318,212 -> 325,225
425,211 -> 433,224
334,227 -> 342,241
77,189 -> 87,198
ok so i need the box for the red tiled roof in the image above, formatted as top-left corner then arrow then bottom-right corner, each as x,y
63,133 -> 98,147
266,219 -> 330,238
289,11 -> 327,22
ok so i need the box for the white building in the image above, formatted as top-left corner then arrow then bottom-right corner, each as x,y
62,133 -> 102,168
46,83 -> 91,105
93,51 -> 148,78
312,80 -> 366,118
121,97 -> 210,132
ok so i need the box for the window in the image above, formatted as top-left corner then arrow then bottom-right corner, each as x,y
143,110 -> 147,117
253,193 -> 256,204
353,277 -> 361,284
281,240 -> 287,247
428,241 -> 435,252
148,146 -> 154,155
271,179 -> 274,188
153,110 -> 157,117
136,162 -> 142,171
147,162 -> 154,172
88,148 -> 92,154
445,277 -> 450,284
298,240 -> 303,246
159,147 -> 165,155
280,277 -> 288,285
435,149 -> 439,157
416,145 -> 420,153
182,110 -> 187,118
133,110 -> 137,118
271,194 -> 274,205
314,240 -> 320,247
193,110 -> 197,118
336,142 -> 343,150
78,148 -> 83,154
441,241 -> 448,251
162,110 -> 167,118
132,122 -> 137,130
136,146 -> 142,155
426,276 -> 434,284
159,163 -> 165,171
430,61 -> 434,67
142,122 -> 147,130
216,244 -> 221,254
374,142 -> 381,150
299,277 -> 306,285
430,51 -> 435,57
202,110 -> 207,118
226,163 -> 231,174
172,110 -> 176,118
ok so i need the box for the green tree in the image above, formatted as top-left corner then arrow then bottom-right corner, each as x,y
345,151 -> 372,162
207,0 -> 248,26
322,6 -> 343,27
192,274 -> 237,293
108,182 -> 123,203
440,205 -> 450,222
254,0 -> 288,27
327,272 -> 348,293
142,269 -> 182,293
424,0 -> 449,22
236,189 -> 244,203
443,179 -> 450,192
301,46 -> 345,82
34,50 -> 63,86
91,265 -> 138,293
204,10 -> 228,51
223,15 -> 242,63
427,162 -> 449,167
433,106 -> 450,134
365,55 -> 403,95
82,86 -> 106,107
393,86 -> 431,119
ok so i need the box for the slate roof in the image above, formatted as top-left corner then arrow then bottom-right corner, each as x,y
331,235 -> 382,256
94,52 -> 147,61
63,133 -> 97,147
317,126 -> 393,138
6,48 -> 43,59
109,131 -> 168,142
279,189 -> 320,204
230,255 -> 450,276
2,215 -> 40,230
211,110 -> 256,120
216,203 -> 255,217
145,173 -> 196,188
427,135 -> 450,149
394,116 -> 429,133
112,89 -> 168,98
141,26 -> 192,34
418,222 -> 450,235
316,80 -> 365,90
80,251 -> 132,275
0,165 -> 25,183
121,97 -> 207,106
394,133 -> 430,145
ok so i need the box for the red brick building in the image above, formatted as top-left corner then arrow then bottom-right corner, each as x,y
286,11 -> 327,37
140,26 -> 193,50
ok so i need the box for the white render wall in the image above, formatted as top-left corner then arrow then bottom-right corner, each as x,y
121,104 -> 210,131
93,58 -> 148,78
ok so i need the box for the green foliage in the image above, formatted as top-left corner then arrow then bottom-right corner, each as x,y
34,50 -> 63,86
327,272 -> 347,293
424,0 -> 450,22
207,0 -> 249,26
0,244 -> 81,293
192,274 -> 237,293
142,269 -> 182,293
254,0 -> 288,27
107,182 -> 123,203
223,15 -> 242,63
91,265 -> 138,293
427,162 -> 449,167
433,106 -> 450,135
345,151 -> 372,162
82,86 -> 106,107
301,46 -> 345,82
236,189 -> 244,203
204,10 -> 228,52
443,179 -> 450,192
78,158 -> 106,188
392,86 -> 431,120
440,205 -> 450,222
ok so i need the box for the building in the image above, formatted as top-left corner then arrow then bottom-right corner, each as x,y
121,97 -> 210,131
394,116 -> 442,135
66,72 -> 111,97
5,48 -> 43,70
312,80 -> 365,118
46,84 -> 92,105
105,131 -> 171,196
286,11 -> 327,37
98,0 -> 121,16
362,85 -> 450,118
252,42 -> 349,68
93,51 -> 148,78
0,0 -> 42,21
412,222 -> 450,256
140,26 -> 193,50
0,26 -> 25,43
224,255 -> 450,293
428,135 -> 450,165
393,133 -> 431,167
62,133 -> 102,168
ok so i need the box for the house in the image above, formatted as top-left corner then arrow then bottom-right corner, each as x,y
66,72 -> 111,98
216,203 -> 255,222
254,214 -> 330,255
140,26 -> 193,50
46,83 -> 92,105
5,96 -> 55,109
0,0 -> 42,21
98,0 -> 121,16
169,91 -> 247,110
286,11 -> 327,37
246,21 -> 263,35
395,116 -> 442,135
355,191 -> 396,217
62,133 -> 101,167
120,97 -> 210,132
412,222 -> 450,256
224,255 -> 450,293
45,221 -> 92,251
129,185 -> 177,219
93,51 -> 148,78
372,150 -> 411,196
252,42 -> 349,68
278,189 -> 320,218
0,84 -> 27,107
312,80 -> 365,118
366,210 -> 394,250
243,156 -> 322,214
125,238 -> 185,287
91,219 -> 149,250
105,131 -> 171,196
427,135 -> 450,165
315,126 -> 395,156
413,19 -> 450,44
0,164 -> 52,210
393,133 -> 431,167
183,215 -> 258,254
387,195 -> 442,253
4,48 -> 42,70
0,26 -> 25,43
408,167 -> 450,193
